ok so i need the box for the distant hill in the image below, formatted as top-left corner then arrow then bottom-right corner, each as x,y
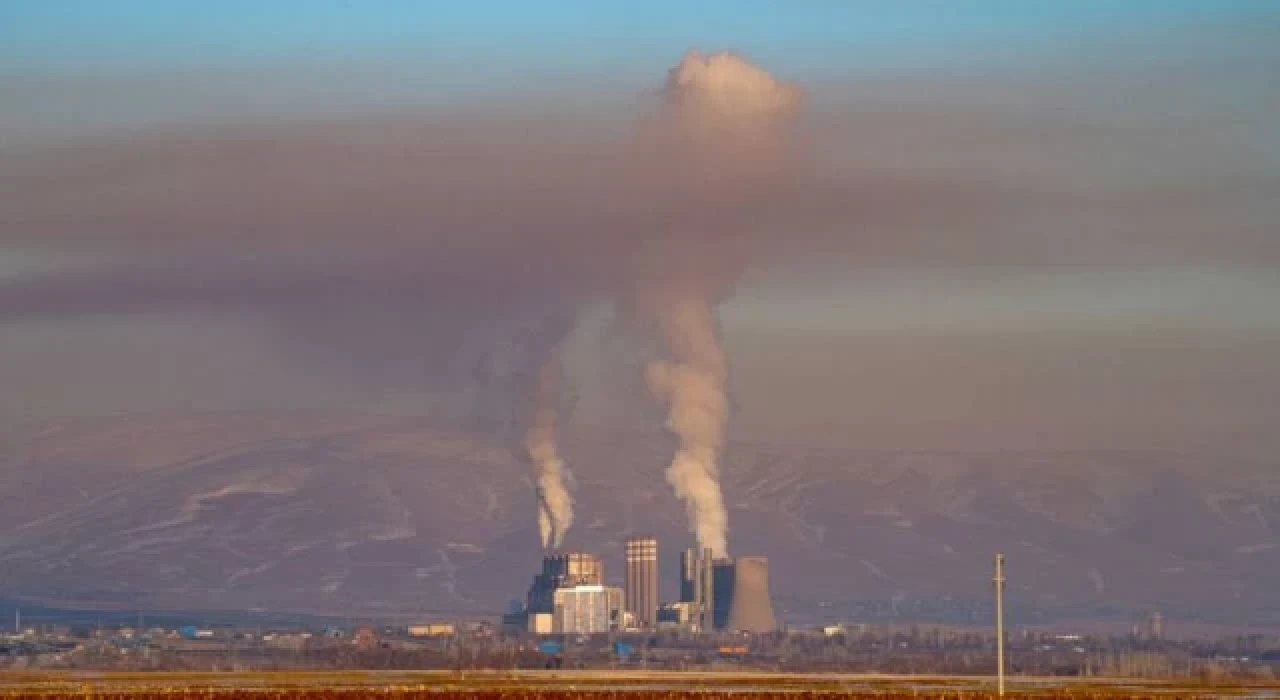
1,413 -> 1277,627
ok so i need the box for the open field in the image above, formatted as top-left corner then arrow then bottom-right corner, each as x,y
0,671 -> 1276,698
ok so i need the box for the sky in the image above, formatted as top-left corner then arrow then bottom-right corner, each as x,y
4,2 -> 1264,73
2,1 -> 1279,458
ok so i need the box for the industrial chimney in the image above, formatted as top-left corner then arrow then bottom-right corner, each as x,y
724,556 -> 776,634
624,536 -> 659,628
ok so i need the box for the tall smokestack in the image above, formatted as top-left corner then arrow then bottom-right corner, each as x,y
526,352 -> 573,549
624,536 -> 659,628
725,556 -> 776,634
701,546 -> 715,633
680,547 -> 698,603
634,51 -> 802,559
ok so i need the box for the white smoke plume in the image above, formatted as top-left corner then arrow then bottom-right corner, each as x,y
644,295 -> 730,557
658,49 -> 803,169
635,51 -> 803,558
471,305 -> 577,549
527,352 -> 573,549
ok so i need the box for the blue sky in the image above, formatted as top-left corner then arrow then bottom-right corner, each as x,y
3,0 -> 1270,81
5,0 -> 1274,139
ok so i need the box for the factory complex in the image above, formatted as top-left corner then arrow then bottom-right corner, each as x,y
505,537 -> 776,637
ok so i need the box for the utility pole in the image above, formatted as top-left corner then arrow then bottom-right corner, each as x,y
994,553 -> 1007,697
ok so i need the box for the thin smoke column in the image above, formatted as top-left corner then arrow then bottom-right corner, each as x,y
527,352 -> 573,549
637,51 -> 802,558
480,307 -> 576,550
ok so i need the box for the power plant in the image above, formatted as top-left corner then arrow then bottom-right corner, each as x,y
508,552 -> 621,635
679,547 -> 718,632
624,536 -> 659,628
682,548 -> 776,634
508,540 -> 776,636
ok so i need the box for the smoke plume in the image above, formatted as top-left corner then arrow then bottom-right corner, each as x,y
644,295 -> 731,557
5,40 -> 1259,555
634,51 -> 804,557
465,303 -> 576,547
527,352 -> 573,549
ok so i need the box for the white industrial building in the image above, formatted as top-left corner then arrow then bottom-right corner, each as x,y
553,584 -> 611,635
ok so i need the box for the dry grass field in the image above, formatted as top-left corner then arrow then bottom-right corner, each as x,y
0,670 -> 1274,699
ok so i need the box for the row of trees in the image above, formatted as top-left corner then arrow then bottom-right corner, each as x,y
7,628 -> 1280,681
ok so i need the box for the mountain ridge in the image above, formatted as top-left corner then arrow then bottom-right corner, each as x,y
1,412 -> 1276,626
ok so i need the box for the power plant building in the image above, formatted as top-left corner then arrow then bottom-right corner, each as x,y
712,558 -> 737,630
679,548 -> 698,603
547,551 -> 604,585
552,585 -> 611,635
527,612 -> 554,635
680,547 -> 718,633
656,601 -> 696,627
624,536 -> 659,627
525,552 -> 604,614
507,552 -> 618,635
605,586 -> 625,627
680,548 -> 777,634
509,543 -> 777,636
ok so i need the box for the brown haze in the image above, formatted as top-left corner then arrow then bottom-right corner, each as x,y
1,26 -> 1279,557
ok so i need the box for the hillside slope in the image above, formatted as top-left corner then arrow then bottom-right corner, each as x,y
1,414 -> 1276,625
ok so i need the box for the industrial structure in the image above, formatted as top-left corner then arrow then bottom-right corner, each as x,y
723,556 -> 777,634
624,536 -> 659,628
678,547 -> 776,634
507,541 -> 777,636
712,558 -> 735,629
679,547 -> 718,633
506,552 -> 623,635
552,584 -> 612,635
524,551 -> 604,613
994,552 -> 1007,697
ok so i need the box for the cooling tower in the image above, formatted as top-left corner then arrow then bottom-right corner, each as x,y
725,556 -> 776,634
